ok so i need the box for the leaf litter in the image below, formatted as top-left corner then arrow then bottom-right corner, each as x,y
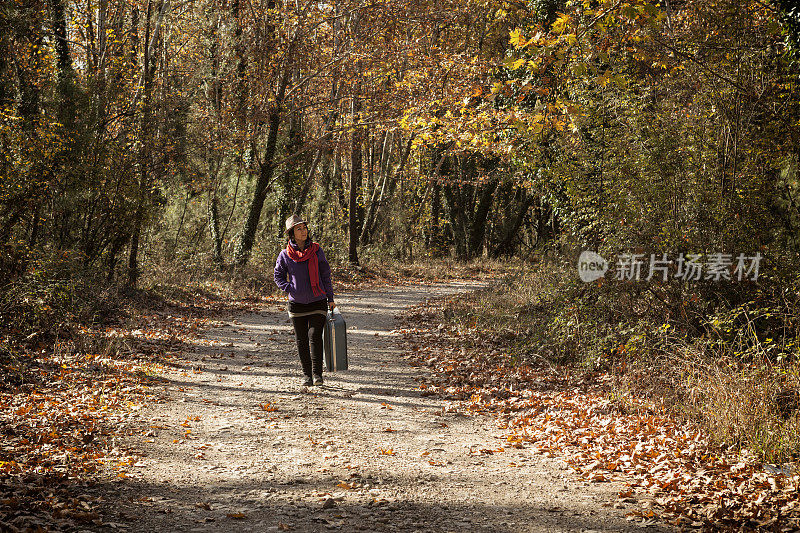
399,296 -> 800,531
0,294 -> 231,531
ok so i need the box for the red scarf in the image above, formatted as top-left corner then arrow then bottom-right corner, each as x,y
285,241 -> 325,298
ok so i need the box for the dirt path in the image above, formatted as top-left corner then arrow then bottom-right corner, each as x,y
104,283 -> 672,532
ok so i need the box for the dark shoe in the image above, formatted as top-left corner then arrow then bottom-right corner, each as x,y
313,374 -> 323,386
302,376 -> 313,387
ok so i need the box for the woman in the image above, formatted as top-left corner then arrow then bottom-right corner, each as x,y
274,214 -> 336,386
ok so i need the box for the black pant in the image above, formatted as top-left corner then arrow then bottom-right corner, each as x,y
291,313 -> 326,377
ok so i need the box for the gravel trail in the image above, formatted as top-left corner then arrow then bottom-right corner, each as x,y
105,283 -> 671,532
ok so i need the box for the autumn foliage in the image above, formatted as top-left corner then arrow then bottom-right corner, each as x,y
2,0 -> 800,529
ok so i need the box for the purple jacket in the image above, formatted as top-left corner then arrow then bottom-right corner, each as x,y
273,243 -> 335,304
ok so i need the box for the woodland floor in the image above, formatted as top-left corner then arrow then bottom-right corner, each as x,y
87,282 -> 673,532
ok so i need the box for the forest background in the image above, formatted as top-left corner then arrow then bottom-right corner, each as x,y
2,0 -> 800,466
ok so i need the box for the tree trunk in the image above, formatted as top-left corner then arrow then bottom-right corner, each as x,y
443,183 -> 467,259
360,130 -> 394,245
128,0 -> 153,289
209,189 -> 224,267
49,0 -> 75,126
231,0 -> 247,146
492,189 -> 536,257
27,204 -> 41,249
535,196 -> 554,245
333,149 -> 347,214
428,183 -> 440,249
95,0 -> 108,121
127,205 -> 144,288
277,67 -> 304,232
206,10 -> 222,266
232,0 -> 291,266
106,234 -> 128,282
294,147 -> 323,216
127,0 -> 169,288
467,178 -> 499,257
233,95 -> 285,266
0,29 -> 11,108
348,97 -> 363,265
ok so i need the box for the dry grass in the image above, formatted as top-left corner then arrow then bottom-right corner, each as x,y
142,258 -> 274,313
617,345 -> 800,462
433,258 -> 800,463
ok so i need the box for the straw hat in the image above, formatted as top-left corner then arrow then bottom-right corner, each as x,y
285,214 -> 308,236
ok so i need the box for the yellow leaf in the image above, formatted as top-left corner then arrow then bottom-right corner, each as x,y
552,12 -> 571,33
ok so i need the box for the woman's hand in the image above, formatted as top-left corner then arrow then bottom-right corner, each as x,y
329,301 -> 336,311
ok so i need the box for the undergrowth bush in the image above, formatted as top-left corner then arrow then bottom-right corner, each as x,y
441,257 -> 800,462
0,250 -> 120,342
144,258 -> 273,307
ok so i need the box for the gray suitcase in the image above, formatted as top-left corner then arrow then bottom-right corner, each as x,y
323,308 -> 348,371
